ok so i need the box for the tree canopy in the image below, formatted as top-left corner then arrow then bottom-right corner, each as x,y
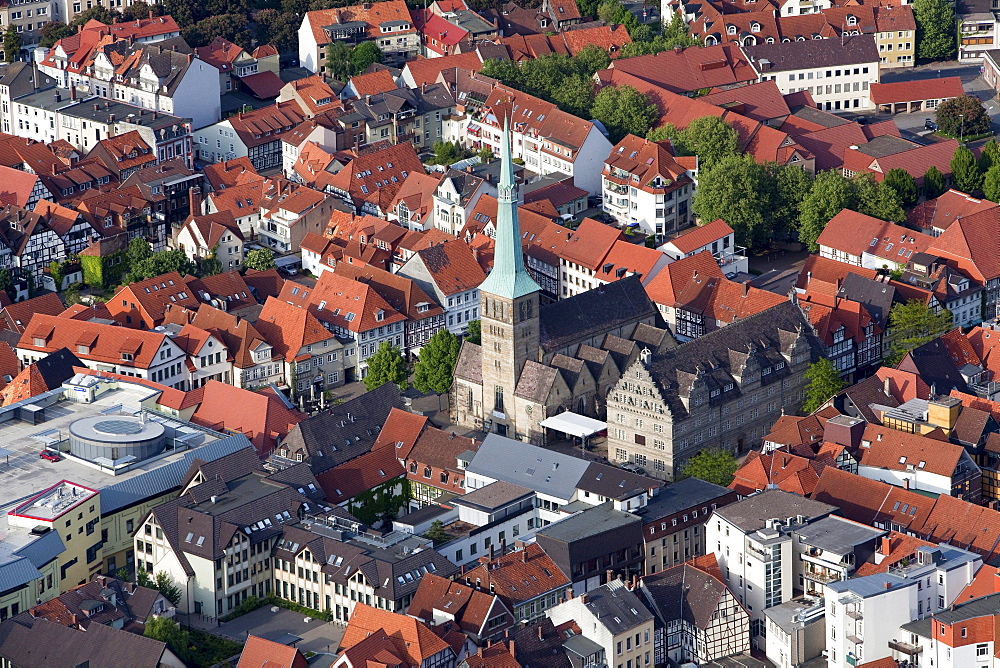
591,85 -> 658,143
914,0 -> 956,60
883,168 -> 918,207
680,448 -> 738,486
244,248 -> 276,271
923,166 -> 946,199
413,330 -> 461,394
38,21 -> 76,48
350,41 -> 384,74
3,26 -> 21,63
936,95 -> 991,139
363,342 -> 409,391
951,144 -> 983,194
802,358 -> 847,414
673,116 -> 738,171
887,300 -> 953,365
465,320 -> 481,344
984,164 -> 1000,201
797,172 -> 904,251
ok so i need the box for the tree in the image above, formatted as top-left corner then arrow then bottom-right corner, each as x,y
680,448 -> 738,486
244,248 -> 275,271
480,58 -> 522,89
476,147 -> 494,163
887,299 -> 953,365
985,164 -> 1000,201
427,141 -> 469,166
144,616 -> 188,650
198,256 -> 223,277
883,168 -> 919,207
350,41 -> 383,75
256,9 -> 299,53
0,267 -> 13,302
325,41 -> 352,82
135,567 -> 152,588
676,116 -> 737,171
38,21 -> 76,48
363,342 -> 409,391
645,124 -> 677,143
771,164 -> 812,241
924,165 -> 946,199
914,0 -> 956,60
980,138 -> 1000,173
182,14 -> 251,49
414,330 -> 460,394
425,519 -> 450,545
465,319 -> 481,344
694,154 -> 776,249
3,26 -> 20,63
951,145 -> 983,194
802,358 -> 846,414
70,6 -> 120,26
120,1 -> 161,21
591,85 -> 658,143
936,95 -> 990,139
127,249 -> 196,283
798,171 -> 855,250
854,173 -> 905,223
153,571 -> 182,605
126,237 -> 153,269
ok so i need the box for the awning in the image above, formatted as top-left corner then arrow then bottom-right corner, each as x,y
539,412 -> 606,438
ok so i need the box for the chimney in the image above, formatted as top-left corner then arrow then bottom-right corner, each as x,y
70,84 -> 77,101
189,185 -> 202,215
579,592 -> 589,604
508,639 -> 514,657
71,614 -> 78,626
605,569 -> 613,583
630,574 -> 638,589
884,581 -> 892,590
521,548 -> 527,563
565,588 -> 573,601
884,375 -> 892,397
880,535 -> 891,555
823,415 -> 865,451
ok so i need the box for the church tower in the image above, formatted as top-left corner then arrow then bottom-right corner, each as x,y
478,112 -> 541,438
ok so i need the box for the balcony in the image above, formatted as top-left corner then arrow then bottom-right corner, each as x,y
802,568 -> 842,584
846,610 -> 863,621
888,640 -> 922,655
847,635 -> 863,645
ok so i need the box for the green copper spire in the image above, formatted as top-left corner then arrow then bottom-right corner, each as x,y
477,113 -> 541,300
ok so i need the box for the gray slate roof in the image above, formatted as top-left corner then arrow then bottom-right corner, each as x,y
638,477 -> 733,524
582,580 -> 653,635
825,572 -> 913,598
713,490 -> 836,533
467,433 -> 590,500
535,502 -> 640,543
640,563 -> 731,630
100,433 -> 254,514
744,34 -> 879,73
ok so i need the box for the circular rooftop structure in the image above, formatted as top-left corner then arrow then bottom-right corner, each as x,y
69,415 -> 166,462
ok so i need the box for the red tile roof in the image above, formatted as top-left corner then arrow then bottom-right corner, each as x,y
928,207 -> 1000,282
795,255 -> 878,292
108,271 -> 200,327
237,635 -> 308,668
240,71 -> 286,100
280,270 -> 406,334
558,218 -> 623,269
701,80 -> 792,124
812,467 -> 932,532
403,53 -> 484,85
908,189 -> 999,234
315,445 -> 406,502
305,1 -> 416,48
1,293 -> 66,333
953,564 -> 1000,604
870,76 -> 964,105
843,138 -> 959,184
348,69 -> 398,98
413,238 -> 487,295
227,100 -> 306,149
856,423 -> 964,478
408,573 -> 503,635
194,36 -> 247,71
82,16 -> 180,41
462,543 -> 569,608
666,219 -> 734,255
816,209 -> 932,261
373,407 -> 429,456
18,314 -> 172,369
255,296 -> 336,362
202,157 -> 263,191
190,380 -> 306,457
605,43 -> 755,94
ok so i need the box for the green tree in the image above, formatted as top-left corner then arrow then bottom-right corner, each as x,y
914,0 -> 956,60
182,14 -> 251,48
153,571 -> 182,605
363,342 -> 409,391
38,21 -> 76,47
854,173 -> 905,223
244,248 -> 276,271
135,567 -> 152,588
798,171 -> 855,250
256,9 -> 299,53
425,519 -> 450,545
951,144 -> 983,194
120,1 -> 161,20
465,319 -> 481,344
198,256 -> 223,277
144,616 -> 188,650
771,164 -> 812,241
936,95 -> 991,139
680,448 -> 738,486
3,26 -> 21,62
325,41 -> 352,82
802,358 -> 846,414
591,85 -> 658,143
676,116 -> 737,171
984,164 -> 1000,201
350,41 -> 383,75
550,75 -> 595,119
693,154 -> 775,249
125,237 -> 153,269
413,329 -> 461,394
645,124 -> 678,143
883,168 -> 919,207
887,299 -> 953,365
476,147 -> 494,163
427,141 -> 469,166
980,138 -> 1000,173
127,250 -> 196,283
480,58 -> 522,89
923,165 -> 946,198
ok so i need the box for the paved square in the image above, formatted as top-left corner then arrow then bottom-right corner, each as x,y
213,607 -> 346,656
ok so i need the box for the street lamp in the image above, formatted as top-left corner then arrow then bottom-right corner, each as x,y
960,114 -> 965,144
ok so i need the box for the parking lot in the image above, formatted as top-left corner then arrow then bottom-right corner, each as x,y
204,607 -> 346,658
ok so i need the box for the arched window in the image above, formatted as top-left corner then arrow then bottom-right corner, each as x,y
766,36 -> 775,43
750,21 -> 760,32
743,35 -> 756,46
706,35 -> 718,45
796,36 -> 806,41
727,24 -> 737,35
846,14 -> 857,25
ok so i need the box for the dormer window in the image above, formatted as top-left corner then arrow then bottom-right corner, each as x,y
847,14 -> 857,25
750,22 -> 760,32
727,24 -> 737,35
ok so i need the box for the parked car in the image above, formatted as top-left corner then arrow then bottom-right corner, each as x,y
621,462 -> 645,474
925,119 -> 938,131
39,450 -> 61,462
853,116 -> 868,125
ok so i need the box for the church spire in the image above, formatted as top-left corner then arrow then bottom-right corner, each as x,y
477,112 -> 540,300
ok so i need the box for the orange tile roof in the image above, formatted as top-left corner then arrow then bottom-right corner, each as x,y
373,407 -> 429,456
194,36 -> 247,71
280,270 -> 406,334
408,573 -> 503,635
348,69 -> 398,98
227,100 -> 306,149
255,296 -> 336,361
340,603 -> 452,662
282,75 -> 341,116
908,189 -> 998,235
875,367 -> 931,403
305,1 -> 416,47
202,157 -> 263,191
1,293 -> 66,333
558,218 -> 624,269
109,271 -> 200,327
559,24 -> 631,57
953,564 -> 1000,604
854,531 -> 937,577
237,635 -> 307,668
928,207 -> 1000,282
313,142 -> 425,214
18,314 -> 172,369
812,467 -> 932,532
816,208 -> 932,260
315,445 -> 405,502
82,16 -> 181,40
483,84 -> 596,154
857,422 -> 964,478
412,238 -> 487,295
605,43 -> 755,94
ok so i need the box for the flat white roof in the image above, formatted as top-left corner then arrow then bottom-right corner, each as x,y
539,412 -> 606,438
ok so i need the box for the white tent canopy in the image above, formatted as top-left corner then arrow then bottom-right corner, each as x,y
539,413 -> 607,439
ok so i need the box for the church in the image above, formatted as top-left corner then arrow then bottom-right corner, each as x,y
452,114 -> 672,445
